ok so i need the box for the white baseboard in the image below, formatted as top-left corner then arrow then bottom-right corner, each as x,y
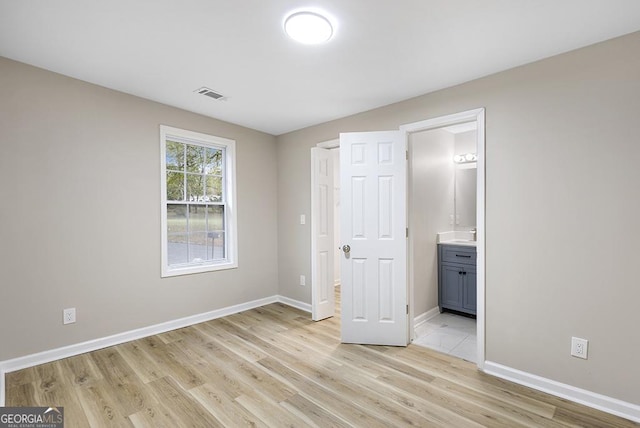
0,294 -> 310,406
414,306 -> 440,329
276,295 -> 311,313
412,307 -> 440,341
484,361 -> 640,424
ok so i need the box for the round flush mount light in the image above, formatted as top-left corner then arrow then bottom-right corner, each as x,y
284,11 -> 334,44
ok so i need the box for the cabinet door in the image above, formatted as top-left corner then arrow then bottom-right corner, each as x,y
440,264 -> 463,311
462,267 -> 477,314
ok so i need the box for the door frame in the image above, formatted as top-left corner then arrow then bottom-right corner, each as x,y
401,108 -> 485,369
310,107 -> 485,369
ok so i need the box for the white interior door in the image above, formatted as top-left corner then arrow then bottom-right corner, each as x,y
340,131 -> 408,346
311,147 -> 335,321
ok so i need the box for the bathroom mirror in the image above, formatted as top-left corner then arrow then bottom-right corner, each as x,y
454,164 -> 476,228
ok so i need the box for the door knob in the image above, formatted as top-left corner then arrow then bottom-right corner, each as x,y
342,245 -> 351,253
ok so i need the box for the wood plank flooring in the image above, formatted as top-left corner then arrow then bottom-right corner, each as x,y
6,295 -> 639,427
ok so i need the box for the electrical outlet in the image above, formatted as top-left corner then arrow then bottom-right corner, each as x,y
63,308 -> 76,325
571,337 -> 588,359
299,275 -> 306,286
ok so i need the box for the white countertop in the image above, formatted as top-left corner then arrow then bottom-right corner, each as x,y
439,239 -> 477,247
436,230 -> 477,247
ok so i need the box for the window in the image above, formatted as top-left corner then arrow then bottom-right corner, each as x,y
160,125 -> 237,277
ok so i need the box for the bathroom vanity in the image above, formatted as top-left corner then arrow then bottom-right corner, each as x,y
438,242 -> 477,315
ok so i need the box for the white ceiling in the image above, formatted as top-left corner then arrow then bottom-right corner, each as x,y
1,1 -> 639,136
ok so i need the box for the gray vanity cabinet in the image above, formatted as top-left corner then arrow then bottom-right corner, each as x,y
438,244 -> 477,315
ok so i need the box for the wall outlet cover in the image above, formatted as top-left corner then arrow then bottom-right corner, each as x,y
63,308 -> 76,325
571,336 -> 588,359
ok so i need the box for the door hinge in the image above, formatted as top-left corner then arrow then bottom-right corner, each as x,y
406,305 -> 409,314
406,227 -> 408,238
406,150 -> 409,160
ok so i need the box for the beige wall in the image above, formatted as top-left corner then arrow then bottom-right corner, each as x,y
454,130 -> 477,155
276,32 -> 640,404
409,129 -> 454,316
0,57 -> 279,361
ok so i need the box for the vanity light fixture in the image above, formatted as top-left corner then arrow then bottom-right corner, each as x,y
284,11 -> 334,44
454,153 -> 477,164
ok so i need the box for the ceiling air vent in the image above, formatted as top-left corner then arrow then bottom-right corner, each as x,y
194,87 -> 226,100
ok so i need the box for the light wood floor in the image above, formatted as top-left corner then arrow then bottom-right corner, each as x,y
6,294 -> 638,427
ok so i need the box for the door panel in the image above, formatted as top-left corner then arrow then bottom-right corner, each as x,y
340,131 -> 408,346
352,258 -> 366,320
351,177 -> 366,238
378,258 -> 394,321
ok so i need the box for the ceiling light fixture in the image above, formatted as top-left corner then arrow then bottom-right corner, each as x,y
284,11 -> 333,44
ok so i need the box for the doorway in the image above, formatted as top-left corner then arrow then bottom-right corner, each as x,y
310,108 -> 485,368
408,122 -> 478,362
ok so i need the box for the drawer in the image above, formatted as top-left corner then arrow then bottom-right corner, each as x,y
439,244 -> 476,265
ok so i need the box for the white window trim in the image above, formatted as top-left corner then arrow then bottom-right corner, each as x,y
160,125 -> 238,277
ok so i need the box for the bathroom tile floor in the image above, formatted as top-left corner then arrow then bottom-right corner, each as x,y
413,311 -> 477,362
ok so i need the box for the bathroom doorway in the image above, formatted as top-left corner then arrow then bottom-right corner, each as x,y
408,123 -> 479,362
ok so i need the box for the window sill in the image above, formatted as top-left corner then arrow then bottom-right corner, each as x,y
161,261 -> 238,278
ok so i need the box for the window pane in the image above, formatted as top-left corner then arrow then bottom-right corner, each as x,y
186,145 -> 205,173
204,148 -> 223,175
166,172 -> 185,201
167,204 -> 187,234
188,232 -> 209,262
166,140 -> 184,171
188,205 -> 206,233
207,205 -> 224,230
167,234 -> 189,266
210,231 -> 225,260
167,203 -> 188,265
207,205 -> 225,259
186,174 -> 204,201
205,176 -> 223,202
